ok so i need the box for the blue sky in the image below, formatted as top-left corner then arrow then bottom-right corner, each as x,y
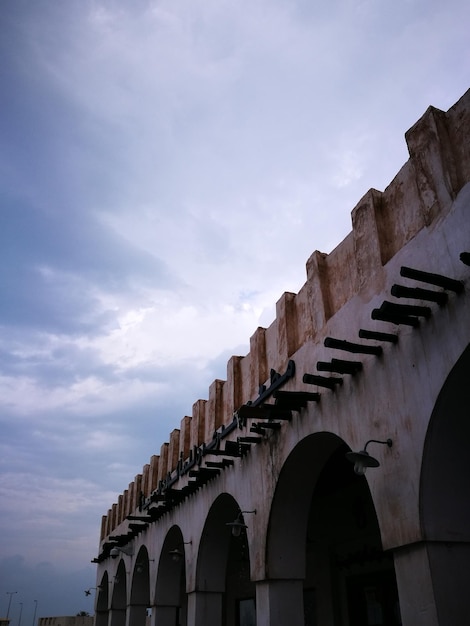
1,0 -> 469,620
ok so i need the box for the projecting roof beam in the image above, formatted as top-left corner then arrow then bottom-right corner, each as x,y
391,284 -> 448,305
371,305 -> 419,327
358,329 -> 398,344
273,390 -> 321,406
317,359 -> 362,375
128,523 -> 148,531
236,404 -> 292,420
302,373 -> 343,388
324,337 -> 382,356
238,436 -> 263,444
380,300 -> 432,319
205,459 -> 234,468
250,422 -> 282,435
400,265 -> 464,293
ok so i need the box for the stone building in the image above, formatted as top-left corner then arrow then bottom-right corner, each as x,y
93,88 -> 470,626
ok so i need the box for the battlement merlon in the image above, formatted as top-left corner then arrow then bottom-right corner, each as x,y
99,88 -> 470,542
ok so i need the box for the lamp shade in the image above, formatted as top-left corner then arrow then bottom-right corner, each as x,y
226,517 -> 248,537
345,449 -> 380,475
346,438 -> 392,475
168,548 -> 183,562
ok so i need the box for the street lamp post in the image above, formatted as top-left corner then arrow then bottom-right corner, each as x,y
6,592 -> 18,619
32,601 -> 38,626
18,602 -> 23,626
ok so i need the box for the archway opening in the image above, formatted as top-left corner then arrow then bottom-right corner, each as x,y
95,571 -> 109,626
155,525 -> 188,626
129,546 -> 150,626
307,443 -> 400,625
109,560 -> 127,626
420,343 -> 470,622
266,433 -> 400,625
195,493 -> 255,626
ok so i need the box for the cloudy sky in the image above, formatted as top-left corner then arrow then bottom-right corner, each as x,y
0,0 -> 469,619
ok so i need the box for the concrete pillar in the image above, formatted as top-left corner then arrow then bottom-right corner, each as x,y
108,609 -> 126,626
206,379 -> 225,439
405,105 -> 458,223
306,250 -> 331,332
95,612 -> 108,626
226,355 -> 243,416
393,543 -> 439,626
100,515 -> 107,541
249,326 -> 267,398
395,540 -> 470,626
351,188 -> 384,291
425,541 -> 470,626
150,606 -> 178,626
276,292 -> 298,363
125,605 -> 147,626
186,591 -> 223,626
255,579 -> 304,626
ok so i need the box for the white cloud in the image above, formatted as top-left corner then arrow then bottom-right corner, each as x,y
0,371 -> 166,417
1,0 -> 469,609
0,472 -> 113,566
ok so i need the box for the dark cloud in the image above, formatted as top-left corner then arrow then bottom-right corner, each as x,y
1,0 -> 469,618
1,195 -> 176,334
0,556 -> 96,619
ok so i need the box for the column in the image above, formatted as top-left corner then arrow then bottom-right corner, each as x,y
95,612 -> 108,626
395,540 -> 470,626
186,591 -> 223,626
149,606 -> 178,626
255,579 -> 305,626
393,543 -> 438,626
108,609 -> 126,626
426,541 -> 470,626
125,605 -> 147,626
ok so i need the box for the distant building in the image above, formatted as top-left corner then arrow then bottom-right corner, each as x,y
38,617 -> 93,626
93,88 -> 470,625
0,618 -> 11,626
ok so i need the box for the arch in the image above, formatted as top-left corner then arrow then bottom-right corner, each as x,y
111,560 -> 128,609
266,431 -> 344,579
419,343 -> 470,623
191,492 -> 255,626
420,343 -> 470,540
97,571 -> 110,611
95,571 -> 110,626
266,431 -> 400,625
130,545 -> 151,604
109,560 -> 127,626
154,524 -> 188,624
195,492 -> 241,592
127,546 -> 150,626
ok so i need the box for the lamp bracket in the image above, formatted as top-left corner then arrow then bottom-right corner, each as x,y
363,438 -> 392,451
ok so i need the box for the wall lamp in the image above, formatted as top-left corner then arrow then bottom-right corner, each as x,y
84,587 -> 102,596
169,542 -> 192,562
110,545 -> 134,559
226,510 -> 256,537
346,439 -> 393,475
136,559 -> 155,573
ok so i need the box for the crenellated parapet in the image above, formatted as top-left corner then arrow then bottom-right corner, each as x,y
98,89 -> 470,546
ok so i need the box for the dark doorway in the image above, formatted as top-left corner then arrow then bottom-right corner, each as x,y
346,570 -> 401,626
306,444 -> 400,625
